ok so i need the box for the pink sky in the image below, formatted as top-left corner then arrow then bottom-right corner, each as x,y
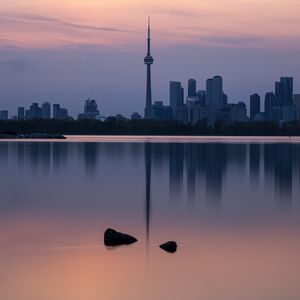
1,0 -> 300,49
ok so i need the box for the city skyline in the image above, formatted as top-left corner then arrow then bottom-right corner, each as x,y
0,1 -> 300,117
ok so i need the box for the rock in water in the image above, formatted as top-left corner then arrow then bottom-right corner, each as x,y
104,228 -> 138,246
159,241 -> 177,253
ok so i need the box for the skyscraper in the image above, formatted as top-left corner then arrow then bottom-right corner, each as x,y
29,103 -> 42,119
280,77 -> 293,106
0,110 -> 8,120
53,104 -> 68,119
188,79 -> 197,98
275,77 -> 293,106
78,99 -> 100,120
250,94 -> 260,120
144,17 -> 154,119
206,78 -> 213,107
212,75 -> 223,109
53,104 -> 61,119
18,107 -> 25,120
170,81 -> 183,119
42,102 -> 51,119
265,92 -> 276,121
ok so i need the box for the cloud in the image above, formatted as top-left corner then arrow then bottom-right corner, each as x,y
200,34 -> 266,46
0,13 -> 130,33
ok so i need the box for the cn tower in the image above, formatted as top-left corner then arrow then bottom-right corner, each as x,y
144,17 -> 154,119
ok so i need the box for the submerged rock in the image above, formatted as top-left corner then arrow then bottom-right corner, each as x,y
159,241 -> 177,253
104,228 -> 138,246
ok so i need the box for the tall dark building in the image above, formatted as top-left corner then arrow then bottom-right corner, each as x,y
18,107 -> 25,120
53,104 -> 61,119
53,104 -> 68,119
275,77 -> 293,106
250,93 -> 260,120
0,110 -> 8,120
78,99 -> 100,120
144,18 -> 154,119
42,102 -> 51,119
265,92 -> 276,121
188,79 -> 197,97
206,78 -> 213,107
212,75 -> 223,109
170,81 -> 183,119
29,103 -> 42,119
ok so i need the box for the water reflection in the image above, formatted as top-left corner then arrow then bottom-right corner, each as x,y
1,141 -> 299,213
0,140 -> 299,300
83,143 -> 98,177
145,143 -> 151,243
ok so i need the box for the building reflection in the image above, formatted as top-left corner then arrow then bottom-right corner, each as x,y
250,144 -> 260,186
169,143 -> 184,198
273,144 -> 293,206
83,143 -> 98,176
17,142 -> 25,170
204,144 -> 228,205
145,143 -> 152,243
2,141 -> 298,211
186,143 -> 197,202
53,143 -> 68,174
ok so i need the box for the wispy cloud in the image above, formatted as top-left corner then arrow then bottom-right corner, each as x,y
0,13 -> 131,33
200,34 -> 266,46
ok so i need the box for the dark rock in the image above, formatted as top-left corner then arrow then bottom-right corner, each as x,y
159,241 -> 177,253
104,228 -> 138,246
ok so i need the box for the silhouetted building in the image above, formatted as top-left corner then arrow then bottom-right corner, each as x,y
131,112 -> 142,120
212,75 -> 224,109
229,102 -> 247,123
264,92 -> 277,121
170,81 -> 183,119
282,105 -> 296,122
42,102 -> 51,119
250,93 -> 260,120
205,78 -> 213,107
53,104 -> 69,120
188,79 -> 197,97
151,101 -> 173,121
26,103 -> 42,119
144,18 -> 154,119
177,104 -> 188,123
223,93 -> 228,107
276,77 -> 293,106
186,98 -> 202,124
18,107 -> 25,120
197,90 -> 206,106
294,94 -> 300,120
59,108 -> 69,119
0,110 -> 8,120
78,99 -> 100,120
53,104 -> 60,119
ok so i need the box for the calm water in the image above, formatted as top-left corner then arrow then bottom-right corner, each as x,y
0,136 -> 300,300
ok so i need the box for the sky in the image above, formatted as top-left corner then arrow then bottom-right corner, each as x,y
0,0 -> 300,117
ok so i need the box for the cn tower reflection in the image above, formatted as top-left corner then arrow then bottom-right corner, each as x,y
145,143 -> 152,244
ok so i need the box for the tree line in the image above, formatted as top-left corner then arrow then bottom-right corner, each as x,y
0,118 -> 300,136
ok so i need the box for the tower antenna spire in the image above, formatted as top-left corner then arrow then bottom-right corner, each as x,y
147,16 -> 151,55
144,17 -> 154,119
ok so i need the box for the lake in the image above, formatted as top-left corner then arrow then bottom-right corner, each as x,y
0,136 -> 299,300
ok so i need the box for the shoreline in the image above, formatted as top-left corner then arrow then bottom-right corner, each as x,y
0,135 -> 300,143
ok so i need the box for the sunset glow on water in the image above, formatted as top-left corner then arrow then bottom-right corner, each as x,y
0,138 -> 300,299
